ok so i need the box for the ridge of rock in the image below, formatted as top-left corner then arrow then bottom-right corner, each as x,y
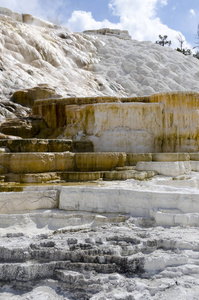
83,28 -> 132,40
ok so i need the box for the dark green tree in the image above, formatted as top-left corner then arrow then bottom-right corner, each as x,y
176,33 -> 184,51
176,48 -> 192,55
155,35 -> 171,46
193,51 -> 199,59
175,33 -> 192,56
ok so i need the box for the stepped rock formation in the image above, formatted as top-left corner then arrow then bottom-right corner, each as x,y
2,7 -> 199,300
33,92 -> 199,153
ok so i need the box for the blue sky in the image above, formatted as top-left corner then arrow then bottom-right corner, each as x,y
0,0 -> 199,49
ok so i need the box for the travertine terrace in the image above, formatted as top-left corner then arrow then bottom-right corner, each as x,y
33,92 -> 199,153
2,7 -> 199,300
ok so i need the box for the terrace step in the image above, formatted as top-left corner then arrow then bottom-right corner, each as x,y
1,149 -> 199,183
150,209 -> 199,227
55,262 -> 119,274
55,270 -> 85,284
0,139 -> 94,153
60,172 -> 103,182
2,169 -> 156,183
115,166 -> 136,171
0,152 -> 126,174
104,170 -> 157,181
3,172 -> 102,183
136,161 -> 191,177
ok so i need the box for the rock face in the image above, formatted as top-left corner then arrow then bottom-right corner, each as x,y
0,189 -> 58,213
12,85 -> 61,108
33,92 -> 199,153
0,101 -> 30,126
83,28 -> 132,40
59,183 -> 199,216
0,139 -> 73,152
0,152 -> 75,173
0,116 -> 50,138
150,92 -> 199,152
0,152 -> 126,174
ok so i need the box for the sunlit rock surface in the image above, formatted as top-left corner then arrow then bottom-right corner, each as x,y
0,101 -> 30,126
2,7 -> 199,300
33,92 -> 199,153
0,152 -> 75,173
2,7 -> 199,102
59,176 -> 199,216
12,85 -> 62,108
0,189 -> 58,213
1,177 -> 199,299
136,161 -> 191,177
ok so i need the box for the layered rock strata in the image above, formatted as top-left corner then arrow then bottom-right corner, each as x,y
1,150 -> 199,183
0,150 -> 199,183
33,92 -> 199,153
0,152 -> 126,174
11,85 -> 62,108
1,210 -> 199,298
0,139 -> 93,153
59,184 -> 199,216
1,171 -> 199,217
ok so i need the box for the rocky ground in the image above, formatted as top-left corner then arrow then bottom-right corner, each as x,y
1,172 -> 199,299
0,214 -> 199,300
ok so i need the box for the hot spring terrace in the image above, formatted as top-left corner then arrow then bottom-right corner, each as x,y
1,91 -> 199,225
1,140 -> 199,227
32,91 -> 199,153
0,138 -> 199,182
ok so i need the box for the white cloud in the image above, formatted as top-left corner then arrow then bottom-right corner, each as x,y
109,0 -> 158,20
160,0 -> 168,6
190,9 -> 196,16
0,0 -> 191,49
0,0 -> 69,20
0,0 -> 39,14
67,11 -> 121,32
67,0 -> 187,48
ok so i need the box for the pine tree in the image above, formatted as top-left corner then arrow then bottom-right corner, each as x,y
155,35 -> 171,46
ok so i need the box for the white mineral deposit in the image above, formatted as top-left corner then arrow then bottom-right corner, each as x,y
1,7 -> 199,300
1,7 -> 199,103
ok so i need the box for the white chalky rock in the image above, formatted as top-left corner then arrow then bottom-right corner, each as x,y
150,209 -> 199,227
59,185 -> 199,217
2,8 -> 199,102
136,161 -> 191,177
190,161 -> 199,172
0,190 -> 58,213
